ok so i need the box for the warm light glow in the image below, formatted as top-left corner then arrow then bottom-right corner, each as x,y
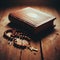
26,13 -> 39,19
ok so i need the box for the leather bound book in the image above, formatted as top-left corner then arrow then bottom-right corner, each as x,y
9,7 -> 56,35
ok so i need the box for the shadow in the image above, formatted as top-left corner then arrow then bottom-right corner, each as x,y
13,43 -> 26,50
7,22 -> 55,42
0,0 -> 60,12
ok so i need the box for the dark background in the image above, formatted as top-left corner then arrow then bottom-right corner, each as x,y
0,0 -> 60,9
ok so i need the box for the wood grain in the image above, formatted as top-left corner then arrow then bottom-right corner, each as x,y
0,6 -> 60,60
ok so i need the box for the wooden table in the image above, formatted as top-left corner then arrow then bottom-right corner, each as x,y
0,6 -> 60,60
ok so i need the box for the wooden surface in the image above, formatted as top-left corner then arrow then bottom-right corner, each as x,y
0,6 -> 60,60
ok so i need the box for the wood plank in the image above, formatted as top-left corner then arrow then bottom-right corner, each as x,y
21,39 -> 41,60
0,20 -> 21,60
42,30 -> 60,60
1,7 -> 42,60
0,6 -> 60,60
30,40 -> 41,60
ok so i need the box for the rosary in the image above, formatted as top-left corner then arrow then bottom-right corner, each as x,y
3,29 -> 38,52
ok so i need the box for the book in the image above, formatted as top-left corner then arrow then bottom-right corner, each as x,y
9,7 -> 56,35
